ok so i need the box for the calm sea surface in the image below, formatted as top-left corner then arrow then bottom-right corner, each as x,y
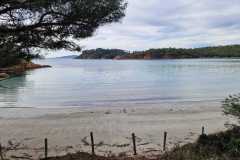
1,58 -> 240,108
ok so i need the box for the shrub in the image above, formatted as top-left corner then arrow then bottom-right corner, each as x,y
222,94 -> 240,122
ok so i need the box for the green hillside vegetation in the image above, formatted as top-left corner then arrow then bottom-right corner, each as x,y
77,45 -> 240,59
77,48 -> 128,59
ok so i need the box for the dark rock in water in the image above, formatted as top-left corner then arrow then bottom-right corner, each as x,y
0,73 -> 9,80
25,61 -> 51,70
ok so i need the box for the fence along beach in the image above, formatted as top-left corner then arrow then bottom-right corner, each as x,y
0,103 -> 229,159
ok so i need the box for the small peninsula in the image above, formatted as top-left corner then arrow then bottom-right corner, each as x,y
76,45 -> 240,60
0,59 -> 51,81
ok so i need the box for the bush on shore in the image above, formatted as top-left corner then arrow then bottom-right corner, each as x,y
160,127 -> 240,160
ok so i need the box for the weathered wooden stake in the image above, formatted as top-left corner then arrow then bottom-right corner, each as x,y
132,133 -> 137,155
0,143 -> 4,160
163,131 -> 167,151
44,138 -> 48,159
90,132 -> 95,155
202,126 -> 205,135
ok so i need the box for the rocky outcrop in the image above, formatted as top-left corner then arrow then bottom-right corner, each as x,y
0,73 -> 10,80
24,61 -> 51,70
114,53 -> 145,60
82,50 -> 197,60
0,60 -> 51,78
112,52 -> 199,60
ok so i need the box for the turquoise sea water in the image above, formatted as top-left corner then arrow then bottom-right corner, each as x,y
1,59 -> 240,108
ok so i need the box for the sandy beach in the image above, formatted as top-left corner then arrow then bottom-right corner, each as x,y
0,102 -> 233,159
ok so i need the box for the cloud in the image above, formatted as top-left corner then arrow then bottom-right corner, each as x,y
48,0 -> 240,57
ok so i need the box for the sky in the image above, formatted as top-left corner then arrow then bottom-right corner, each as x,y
48,0 -> 240,57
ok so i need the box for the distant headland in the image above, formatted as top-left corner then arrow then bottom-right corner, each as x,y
76,45 -> 240,60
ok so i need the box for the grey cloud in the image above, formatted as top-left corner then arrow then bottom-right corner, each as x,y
78,0 -> 240,51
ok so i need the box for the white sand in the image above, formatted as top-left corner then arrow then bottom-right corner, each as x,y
0,102 -> 233,159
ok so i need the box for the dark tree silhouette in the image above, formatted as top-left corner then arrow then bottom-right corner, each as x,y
0,0 -> 127,67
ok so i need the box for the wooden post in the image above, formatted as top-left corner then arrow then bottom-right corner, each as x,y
90,132 -> 95,155
132,133 -> 137,155
0,143 -> 4,160
44,138 -> 48,159
202,126 -> 205,135
163,131 -> 167,151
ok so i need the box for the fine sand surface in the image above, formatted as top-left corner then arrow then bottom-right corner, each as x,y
0,102 -> 233,160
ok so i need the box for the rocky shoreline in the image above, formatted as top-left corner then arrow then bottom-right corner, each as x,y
0,73 -> 10,80
0,60 -> 51,80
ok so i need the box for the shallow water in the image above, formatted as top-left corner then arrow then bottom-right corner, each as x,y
0,58 -> 240,108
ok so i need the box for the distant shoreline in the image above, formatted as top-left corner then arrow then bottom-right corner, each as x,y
75,57 -> 240,60
76,45 -> 240,60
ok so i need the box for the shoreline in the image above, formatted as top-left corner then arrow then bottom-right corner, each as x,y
0,61 -> 51,80
77,45 -> 240,60
77,57 -> 240,60
0,103 -> 234,159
